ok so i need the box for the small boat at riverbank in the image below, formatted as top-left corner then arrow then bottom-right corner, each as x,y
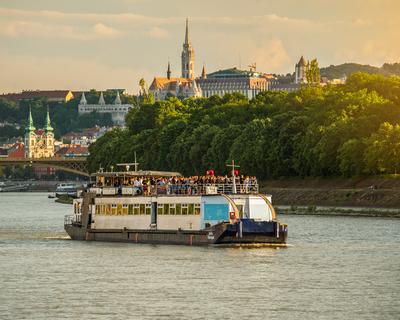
64,164 -> 288,246
55,183 -> 77,198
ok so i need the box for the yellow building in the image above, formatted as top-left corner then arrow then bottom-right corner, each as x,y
24,108 -> 55,158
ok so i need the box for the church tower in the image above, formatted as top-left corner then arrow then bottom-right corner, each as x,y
181,18 -> 195,79
44,107 -> 55,157
24,107 -> 36,158
295,56 -> 308,84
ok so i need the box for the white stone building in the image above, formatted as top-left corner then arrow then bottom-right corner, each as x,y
78,91 -> 133,125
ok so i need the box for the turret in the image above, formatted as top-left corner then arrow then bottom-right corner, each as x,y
98,92 -> 105,105
201,64 -> 207,79
80,92 -> 87,105
114,91 -> 121,104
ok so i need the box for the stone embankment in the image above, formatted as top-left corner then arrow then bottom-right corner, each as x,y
261,176 -> 400,217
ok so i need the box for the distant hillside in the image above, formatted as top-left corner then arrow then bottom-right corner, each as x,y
320,62 -> 400,79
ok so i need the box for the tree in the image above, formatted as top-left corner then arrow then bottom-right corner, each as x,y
306,58 -> 321,85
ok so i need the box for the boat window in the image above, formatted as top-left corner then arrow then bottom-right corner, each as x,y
157,204 -> 164,215
176,204 -> 181,215
106,204 -> 111,215
95,205 -> 100,215
117,204 -> 123,215
164,204 -> 169,215
194,204 -> 200,215
140,204 -> 145,215
182,203 -> 188,215
169,204 -> 176,215
128,204 -> 133,215
145,204 -> 151,215
122,204 -> 128,215
112,204 -> 117,215
134,204 -> 139,215
188,204 -> 194,215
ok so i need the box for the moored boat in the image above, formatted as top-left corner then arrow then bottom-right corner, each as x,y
64,164 -> 288,246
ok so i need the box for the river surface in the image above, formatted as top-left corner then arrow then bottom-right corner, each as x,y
0,193 -> 399,320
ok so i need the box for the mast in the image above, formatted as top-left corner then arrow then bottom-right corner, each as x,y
226,160 -> 240,194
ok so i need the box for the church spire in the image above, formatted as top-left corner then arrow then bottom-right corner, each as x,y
185,17 -> 190,44
45,106 -> 53,132
26,107 -> 35,132
181,18 -> 195,79
201,64 -> 207,79
167,61 -> 171,80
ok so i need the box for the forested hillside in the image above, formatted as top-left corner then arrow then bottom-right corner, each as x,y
88,73 -> 400,179
320,62 -> 400,79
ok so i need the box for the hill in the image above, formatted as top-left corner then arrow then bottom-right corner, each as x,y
320,62 -> 400,79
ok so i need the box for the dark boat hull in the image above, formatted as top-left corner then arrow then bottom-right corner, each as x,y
65,220 -> 288,246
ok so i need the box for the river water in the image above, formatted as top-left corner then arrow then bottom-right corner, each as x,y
0,193 -> 399,320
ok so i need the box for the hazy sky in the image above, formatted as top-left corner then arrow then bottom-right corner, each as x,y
1,0 -> 399,93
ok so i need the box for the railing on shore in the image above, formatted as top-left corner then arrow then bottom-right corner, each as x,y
88,183 -> 259,197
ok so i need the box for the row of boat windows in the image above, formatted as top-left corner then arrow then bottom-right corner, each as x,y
94,203 -> 201,216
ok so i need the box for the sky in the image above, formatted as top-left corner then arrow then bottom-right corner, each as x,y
0,0 -> 399,93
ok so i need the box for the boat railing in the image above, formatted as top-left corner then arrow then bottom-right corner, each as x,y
64,214 -> 81,226
88,183 -> 258,196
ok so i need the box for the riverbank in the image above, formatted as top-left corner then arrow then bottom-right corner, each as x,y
261,176 -> 400,216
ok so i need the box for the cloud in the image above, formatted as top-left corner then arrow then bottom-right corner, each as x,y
148,26 -> 169,39
93,23 -> 122,37
249,38 -> 291,72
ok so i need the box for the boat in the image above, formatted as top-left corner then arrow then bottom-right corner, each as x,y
55,183 -> 77,198
64,163 -> 288,246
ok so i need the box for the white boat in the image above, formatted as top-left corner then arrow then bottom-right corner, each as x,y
64,163 -> 288,246
55,183 -> 77,197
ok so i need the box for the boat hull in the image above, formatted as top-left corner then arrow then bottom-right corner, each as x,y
65,220 -> 288,246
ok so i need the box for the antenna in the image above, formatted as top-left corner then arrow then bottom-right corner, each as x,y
116,152 -> 139,172
226,160 -> 240,194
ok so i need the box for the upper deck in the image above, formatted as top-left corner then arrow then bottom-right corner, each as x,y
89,170 -> 259,196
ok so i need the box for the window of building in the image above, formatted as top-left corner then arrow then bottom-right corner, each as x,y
117,204 -> 123,215
111,204 -> 117,215
194,204 -> 200,215
122,204 -> 128,215
169,204 -> 176,215
128,204 -> 133,215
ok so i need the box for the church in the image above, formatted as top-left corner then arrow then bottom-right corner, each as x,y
149,19 -> 269,100
24,108 -> 55,158
149,19 -> 202,100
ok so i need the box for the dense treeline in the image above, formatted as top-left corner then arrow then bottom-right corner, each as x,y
0,89 -> 137,141
88,73 -> 400,178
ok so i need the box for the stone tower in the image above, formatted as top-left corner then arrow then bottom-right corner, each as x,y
181,18 -> 195,79
295,56 -> 308,84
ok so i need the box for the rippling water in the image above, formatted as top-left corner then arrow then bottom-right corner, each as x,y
0,193 -> 399,320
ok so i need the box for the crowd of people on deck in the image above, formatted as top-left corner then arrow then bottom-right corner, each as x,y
96,175 -> 258,195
